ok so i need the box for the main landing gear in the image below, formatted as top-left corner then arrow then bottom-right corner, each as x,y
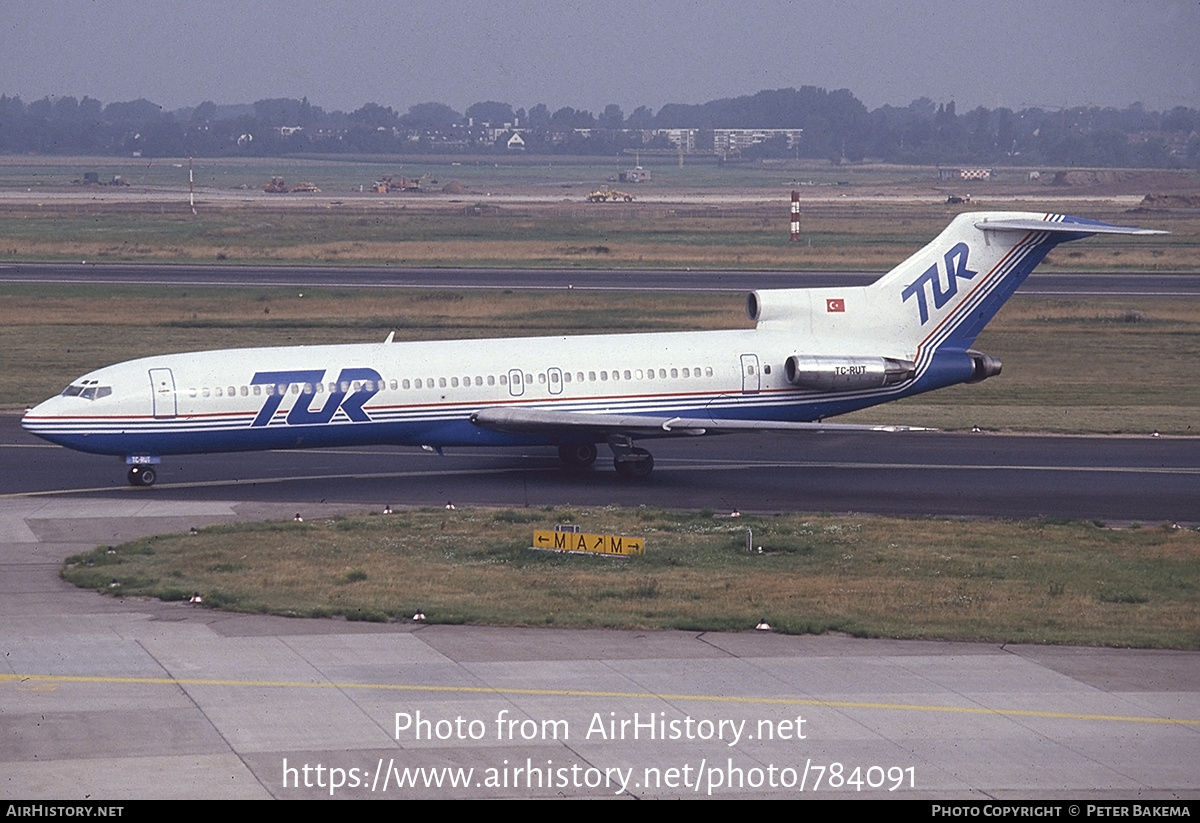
557,440 -> 655,478
612,447 -> 654,479
558,443 -> 598,471
127,465 -> 157,487
607,436 -> 653,478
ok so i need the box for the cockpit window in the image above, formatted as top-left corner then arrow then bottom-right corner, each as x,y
61,383 -> 111,400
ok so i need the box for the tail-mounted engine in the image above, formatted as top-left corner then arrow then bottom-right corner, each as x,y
784,355 -> 916,392
965,349 -> 1002,383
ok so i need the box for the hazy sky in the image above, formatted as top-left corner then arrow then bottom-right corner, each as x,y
3,1 -> 1197,115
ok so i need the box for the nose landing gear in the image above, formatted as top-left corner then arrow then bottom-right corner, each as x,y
127,465 -> 157,486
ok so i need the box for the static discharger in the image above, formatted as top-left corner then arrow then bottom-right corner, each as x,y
532,524 -> 644,557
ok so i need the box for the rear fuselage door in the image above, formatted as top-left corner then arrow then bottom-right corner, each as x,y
149,368 -> 177,418
740,354 -> 760,394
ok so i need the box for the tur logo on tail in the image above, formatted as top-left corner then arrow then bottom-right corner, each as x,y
900,242 -> 977,324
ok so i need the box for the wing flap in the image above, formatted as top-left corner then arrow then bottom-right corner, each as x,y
470,407 -> 929,437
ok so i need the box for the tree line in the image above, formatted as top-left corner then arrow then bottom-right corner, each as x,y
1,87 -> 1196,167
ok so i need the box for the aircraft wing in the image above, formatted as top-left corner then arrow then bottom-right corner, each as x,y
469,407 -> 929,438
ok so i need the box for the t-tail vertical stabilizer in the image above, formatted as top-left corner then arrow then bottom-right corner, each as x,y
875,212 -> 1164,354
869,212 -> 1166,393
747,211 -> 1166,405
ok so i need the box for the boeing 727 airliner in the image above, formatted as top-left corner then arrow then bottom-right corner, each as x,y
22,212 -> 1163,485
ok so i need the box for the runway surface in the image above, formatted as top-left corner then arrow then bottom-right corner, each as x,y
3,416 -> 1196,524
3,261 -> 1200,296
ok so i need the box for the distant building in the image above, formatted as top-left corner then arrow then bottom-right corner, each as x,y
648,128 -> 698,152
712,128 -> 803,154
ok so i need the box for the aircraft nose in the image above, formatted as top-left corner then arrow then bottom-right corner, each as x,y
21,395 -> 63,439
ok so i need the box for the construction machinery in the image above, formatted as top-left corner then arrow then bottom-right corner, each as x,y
372,174 -> 433,193
263,177 -> 320,193
586,186 -> 635,203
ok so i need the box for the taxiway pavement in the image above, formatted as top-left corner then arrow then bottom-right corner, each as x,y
2,496 -> 1198,799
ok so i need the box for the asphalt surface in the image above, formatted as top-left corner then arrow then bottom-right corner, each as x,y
3,416 -> 1196,524
3,261 -> 1200,296
1,491 -> 1197,800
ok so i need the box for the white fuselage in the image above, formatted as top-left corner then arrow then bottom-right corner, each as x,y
24,325 -> 915,457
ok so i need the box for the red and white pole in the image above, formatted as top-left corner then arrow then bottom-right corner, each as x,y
789,190 -> 800,241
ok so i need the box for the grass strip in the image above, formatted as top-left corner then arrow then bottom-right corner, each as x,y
61,507 -> 1200,649
2,199 -> 1194,269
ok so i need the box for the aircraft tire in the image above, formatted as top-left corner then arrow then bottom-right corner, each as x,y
558,443 -> 598,470
127,466 -> 157,487
614,448 -> 653,479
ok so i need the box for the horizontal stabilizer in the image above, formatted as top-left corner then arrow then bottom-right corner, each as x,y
470,407 -> 931,437
974,218 -> 1167,236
